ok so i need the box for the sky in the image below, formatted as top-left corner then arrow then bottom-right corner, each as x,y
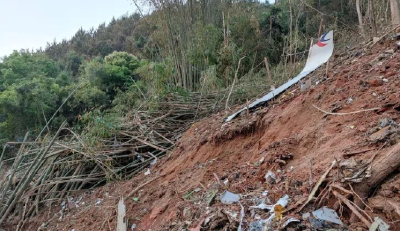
0,0 -> 136,57
0,0 -> 275,58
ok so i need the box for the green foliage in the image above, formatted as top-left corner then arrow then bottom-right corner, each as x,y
80,109 -> 120,147
66,51 -> 143,121
0,0 -> 367,145
0,52 -> 70,142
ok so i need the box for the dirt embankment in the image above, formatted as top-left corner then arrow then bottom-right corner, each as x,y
17,40 -> 400,231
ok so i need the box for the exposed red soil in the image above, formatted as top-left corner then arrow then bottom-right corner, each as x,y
11,40 -> 400,231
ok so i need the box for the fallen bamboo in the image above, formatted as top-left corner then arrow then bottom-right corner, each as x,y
0,90 -> 244,226
313,105 -> 379,116
332,190 -> 372,227
298,160 -> 336,212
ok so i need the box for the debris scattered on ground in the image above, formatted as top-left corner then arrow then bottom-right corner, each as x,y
264,170 -> 276,184
95,198 -> 102,205
339,158 -> 372,183
220,191 -> 240,204
312,207 -> 344,225
282,217 -> 300,229
368,118 -> 399,144
10,35 -> 400,231
369,217 -> 390,231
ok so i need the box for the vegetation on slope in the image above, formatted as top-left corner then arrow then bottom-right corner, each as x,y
0,0 -> 395,146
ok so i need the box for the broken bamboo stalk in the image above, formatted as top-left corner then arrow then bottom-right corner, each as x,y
116,197 -> 127,231
313,105 -> 379,116
298,160 -> 336,212
333,190 -> 372,227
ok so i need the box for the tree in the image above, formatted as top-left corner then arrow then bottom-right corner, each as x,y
390,0 -> 400,27
368,0 -> 377,36
356,0 -> 365,35
0,52 -> 68,142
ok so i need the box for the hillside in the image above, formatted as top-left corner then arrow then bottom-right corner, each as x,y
14,35 -> 400,231
2,1 -> 400,231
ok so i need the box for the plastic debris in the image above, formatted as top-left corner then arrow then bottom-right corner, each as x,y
220,191 -> 240,204
61,201 -> 66,210
249,202 -> 273,210
369,217 -> 390,231
302,212 -> 311,220
223,179 -> 229,186
309,218 -> 339,230
264,170 -> 276,184
250,195 -> 289,213
249,220 -> 263,231
347,97 -> 354,104
205,189 -> 218,205
300,78 -> 312,92
95,198 -> 102,205
275,195 -> 289,209
250,194 -> 290,230
144,169 -> 151,175
312,207 -> 343,225
273,195 -> 289,220
282,217 -> 300,229
339,158 -> 372,183
261,191 -> 268,197
131,224 -> 136,230
238,203 -> 245,231
150,158 -> 158,166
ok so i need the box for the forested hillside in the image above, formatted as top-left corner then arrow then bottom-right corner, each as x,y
2,0 -> 400,230
0,0 -> 392,145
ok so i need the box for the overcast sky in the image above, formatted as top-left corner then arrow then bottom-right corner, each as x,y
0,0 -> 274,58
0,0 -> 136,57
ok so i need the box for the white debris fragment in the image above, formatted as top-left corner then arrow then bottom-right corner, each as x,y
249,202 -> 273,210
347,97 -> 354,104
95,198 -> 102,205
223,179 -> 229,186
144,169 -> 151,175
261,191 -> 268,197
250,195 -> 289,212
275,195 -> 289,209
282,218 -> 300,228
302,212 -> 311,220
312,207 -> 343,225
264,171 -> 276,184
220,191 -> 240,204
150,158 -> 158,166
370,217 -> 390,231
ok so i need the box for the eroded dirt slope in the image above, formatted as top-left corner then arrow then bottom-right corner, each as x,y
19,40 -> 400,231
